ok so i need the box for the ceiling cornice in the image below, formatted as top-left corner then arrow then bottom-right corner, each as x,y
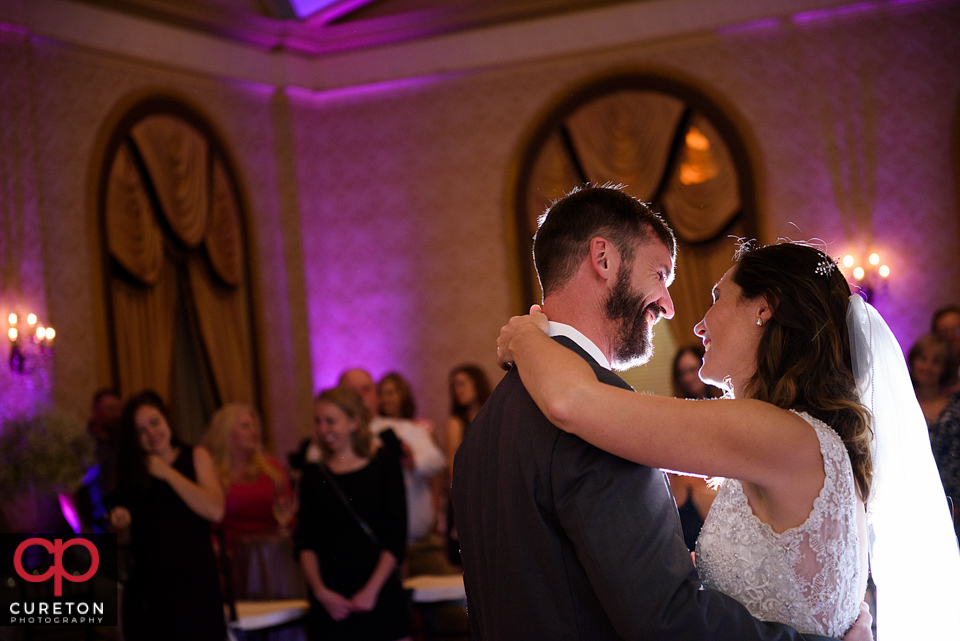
0,0 -> 943,98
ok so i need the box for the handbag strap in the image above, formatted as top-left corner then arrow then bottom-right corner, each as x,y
318,464 -> 382,549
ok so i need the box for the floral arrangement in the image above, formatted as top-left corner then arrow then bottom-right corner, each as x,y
0,407 -> 93,494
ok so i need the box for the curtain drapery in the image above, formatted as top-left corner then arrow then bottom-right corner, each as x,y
188,253 -> 254,405
105,144 -> 164,286
105,112 -> 255,413
111,258 -> 178,401
565,91 -> 685,201
130,115 -> 209,249
205,159 -> 244,287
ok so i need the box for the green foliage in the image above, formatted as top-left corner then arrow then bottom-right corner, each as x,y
0,408 -> 93,494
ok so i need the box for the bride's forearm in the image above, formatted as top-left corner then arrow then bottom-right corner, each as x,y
509,327 -> 598,431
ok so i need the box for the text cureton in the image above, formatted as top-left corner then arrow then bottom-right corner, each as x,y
9,602 -> 104,615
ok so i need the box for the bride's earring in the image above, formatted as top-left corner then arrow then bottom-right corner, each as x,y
756,317 -> 763,326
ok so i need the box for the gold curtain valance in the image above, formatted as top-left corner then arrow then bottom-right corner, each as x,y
661,116 -> 741,244
205,159 -> 244,287
105,145 -> 164,285
565,91 -> 685,201
107,116 -> 244,288
130,115 -> 209,249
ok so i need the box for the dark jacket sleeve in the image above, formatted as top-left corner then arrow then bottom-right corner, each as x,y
551,421 -> 836,641
375,450 -> 409,563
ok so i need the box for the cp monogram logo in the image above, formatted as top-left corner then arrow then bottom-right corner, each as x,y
13,538 -> 100,596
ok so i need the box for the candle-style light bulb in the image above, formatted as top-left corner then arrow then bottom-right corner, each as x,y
27,313 -> 36,326
842,255 -> 855,268
8,328 -> 17,341
853,267 -> 865,280
868,253 -> 880,266
36,327 -> 46,340
879,265 -> 890,278
45,328 -> 55,341
8,313 -> 16,326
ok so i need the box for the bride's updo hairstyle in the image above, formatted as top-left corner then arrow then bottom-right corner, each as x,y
732,242 -> 873,498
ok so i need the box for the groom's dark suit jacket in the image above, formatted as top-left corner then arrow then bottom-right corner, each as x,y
452,336 -> 834,640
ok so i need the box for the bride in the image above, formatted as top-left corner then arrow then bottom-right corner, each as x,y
497,242 -> 960,639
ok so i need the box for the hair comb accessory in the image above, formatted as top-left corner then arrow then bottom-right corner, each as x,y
815,256 -> 837,277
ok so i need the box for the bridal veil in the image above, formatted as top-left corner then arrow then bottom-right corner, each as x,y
846,295 -> 960,638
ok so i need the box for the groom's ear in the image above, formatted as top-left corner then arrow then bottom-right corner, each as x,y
589,237 -> 617,282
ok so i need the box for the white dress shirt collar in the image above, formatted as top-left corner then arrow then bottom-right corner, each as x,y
548,321 -> 610,370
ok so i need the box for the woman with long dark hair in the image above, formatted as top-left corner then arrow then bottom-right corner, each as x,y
110,391 -> 225,641
444,364 -> 492,472
497,242 -> 960,638
443,364 -> 491,564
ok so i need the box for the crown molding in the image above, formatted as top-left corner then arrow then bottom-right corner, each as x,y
0,0 -> 937,98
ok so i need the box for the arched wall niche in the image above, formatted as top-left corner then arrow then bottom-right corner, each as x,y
90,93 -> 264,445
506,69 -> 764,351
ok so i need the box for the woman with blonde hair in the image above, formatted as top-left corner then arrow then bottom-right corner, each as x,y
201,403 -> 294,549
295,387 -> 410,641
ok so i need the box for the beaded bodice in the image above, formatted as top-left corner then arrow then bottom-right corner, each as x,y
695,412 -> 863,637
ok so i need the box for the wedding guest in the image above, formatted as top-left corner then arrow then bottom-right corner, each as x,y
908,334 -> 957,425
378,372 -> 417,422
341,368 -> 446,574
443,364 -> 491,564
377,370 -> 455,576
295,387 -> 410,641
672,345 -> 722,400
930,390 -> 960,535
77,388 -> 122,532
668,346 -> 719,552
201,403 -> 294,549
443,364 -> 492,473
933,305 -> 960,385
110,391 -> 225,641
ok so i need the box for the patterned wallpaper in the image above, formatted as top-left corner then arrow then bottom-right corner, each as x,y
0,2 -> 958,455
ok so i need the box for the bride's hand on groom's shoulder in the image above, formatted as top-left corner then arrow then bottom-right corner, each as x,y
497,305 -> 550,371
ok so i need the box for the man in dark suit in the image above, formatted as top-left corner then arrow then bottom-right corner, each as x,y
452,187 -> 869,640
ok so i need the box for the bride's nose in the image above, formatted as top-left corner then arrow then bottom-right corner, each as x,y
694,319 -> 706,338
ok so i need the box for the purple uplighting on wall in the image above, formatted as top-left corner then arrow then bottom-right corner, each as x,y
791,1 -> 882,24
308,288 -> 416,392
284,71 -> 463,106
789,0 -> 946,24
715,18 -> 781,35
0,21 -> 28,37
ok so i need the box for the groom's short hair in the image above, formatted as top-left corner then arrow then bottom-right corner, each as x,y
533,186 -> 675,297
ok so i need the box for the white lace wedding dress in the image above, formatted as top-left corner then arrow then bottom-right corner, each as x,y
695,411 -> 865,637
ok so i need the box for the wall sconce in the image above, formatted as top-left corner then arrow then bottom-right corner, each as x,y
841,252 -> 890,303
7,311 -> 55,373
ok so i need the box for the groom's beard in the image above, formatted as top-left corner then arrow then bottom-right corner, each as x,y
604,273 -> 658,371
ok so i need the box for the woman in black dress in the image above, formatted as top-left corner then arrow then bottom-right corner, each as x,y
110,391 -> 226,641
295,386 -> 410,641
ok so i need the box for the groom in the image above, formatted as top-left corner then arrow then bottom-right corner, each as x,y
452,187 -> 870,640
